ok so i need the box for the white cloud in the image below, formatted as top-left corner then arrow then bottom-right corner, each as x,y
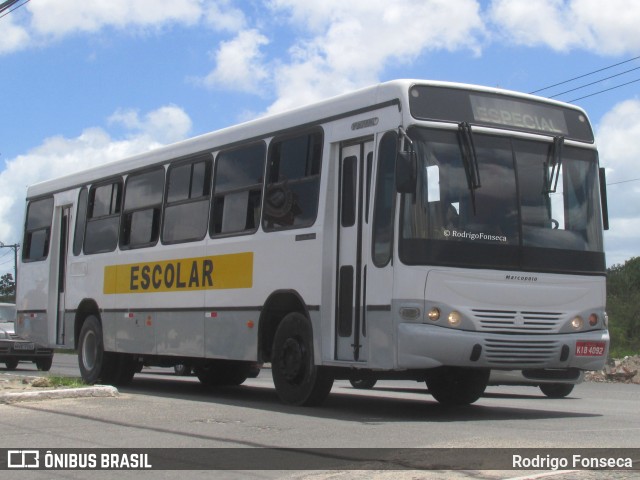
203,0 -> 247,32
1,0 -> 245,54
108,105 -> 192,144
0,105 -> 192,244
488,0 -> 640,55
262,0 -> 485,113
0,16 -> 30,54
27,0 -> 202,37
201,29 -> 270,92
596,98 -> 640,265
597,99 -> 640,184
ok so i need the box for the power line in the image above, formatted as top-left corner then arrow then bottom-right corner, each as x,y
529,55 -> 640,94
607,177 -> 640,186
568,78 -> 640,102
0,0 -> 29,20
549,65 -> 640,99
0,0 -> 21,14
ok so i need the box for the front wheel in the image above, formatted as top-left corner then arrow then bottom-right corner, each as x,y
271,312 -> 334,406
539,383 -> 574,398
425,367 -> 489,406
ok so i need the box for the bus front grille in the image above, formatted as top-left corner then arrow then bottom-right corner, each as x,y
472,309 -> 563,333
483,337 -> 560,366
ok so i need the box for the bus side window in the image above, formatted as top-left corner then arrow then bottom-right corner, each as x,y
84,179 -> 122,255
73,188 -> 88,256
210,142 -> 266,236
263,129 -> 323,231
22,197 -> 54,262
163,155 -> 212,244
120,168 -> 165,250
372,131 -> 397,267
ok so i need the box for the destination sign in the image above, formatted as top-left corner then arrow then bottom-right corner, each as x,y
409,85 -> 594,142
469,95 -> 568,135
103,252 -> 253,294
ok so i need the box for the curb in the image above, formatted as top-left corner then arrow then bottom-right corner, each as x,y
0,385 -> 119,404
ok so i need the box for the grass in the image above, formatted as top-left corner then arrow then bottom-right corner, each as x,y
45,376 -> 86,388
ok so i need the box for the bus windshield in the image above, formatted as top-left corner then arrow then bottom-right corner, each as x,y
400,127 -> 605,274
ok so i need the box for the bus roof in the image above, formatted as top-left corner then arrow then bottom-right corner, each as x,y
25,79 -> 588,199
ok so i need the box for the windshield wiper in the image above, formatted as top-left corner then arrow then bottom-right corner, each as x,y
458,122 -> 481,214
545,135 -> 564,194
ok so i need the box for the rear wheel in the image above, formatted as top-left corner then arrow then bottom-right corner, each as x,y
112,354 -> 137,385
195,360 -> 252,386
349,378 -> 377,389
539,383 -> 574,398
78,315 -> 117,385
271,312 -> 333,406
174,364 -> 192,376
425,367 -> 489,406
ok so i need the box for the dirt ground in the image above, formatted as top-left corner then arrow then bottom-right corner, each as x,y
0,374 -> 59,394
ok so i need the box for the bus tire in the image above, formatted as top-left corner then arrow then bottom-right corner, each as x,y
539,383 -> 574,398
196,360 -> 251,386
349,378 -> 377,389
35,356 -> 53,371
112,354 -> 137,386
425,367 -> 489,406
78,315 -> 117,385
174,364 -> 192,376
271,312 -> 334,406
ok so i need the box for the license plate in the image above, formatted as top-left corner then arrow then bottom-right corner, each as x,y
13,342 -> 35,351
575,341 -> 606,357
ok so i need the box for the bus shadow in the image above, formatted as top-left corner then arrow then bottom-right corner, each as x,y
119,375 -> 600,424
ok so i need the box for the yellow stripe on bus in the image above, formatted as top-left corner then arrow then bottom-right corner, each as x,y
103,252 -> 253,294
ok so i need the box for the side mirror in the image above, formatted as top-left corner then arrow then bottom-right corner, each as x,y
396,150 -> 417,194
599,167 -> 609,231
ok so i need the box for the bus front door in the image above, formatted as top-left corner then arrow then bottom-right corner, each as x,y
336,140 -> 373,362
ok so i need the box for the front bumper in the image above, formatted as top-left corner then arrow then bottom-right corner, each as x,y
397,323 -> 609,371
0,340 -> 54,361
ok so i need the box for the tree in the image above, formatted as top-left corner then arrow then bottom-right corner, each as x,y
0,272 -> 15,301
607,257 -> 640,356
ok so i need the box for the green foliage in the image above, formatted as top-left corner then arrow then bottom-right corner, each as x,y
46,376 -> 86,388
0,272 -> 15,302
607,257 -> 640,357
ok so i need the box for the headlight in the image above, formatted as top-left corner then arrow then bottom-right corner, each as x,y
447,311 -> 462,327
570,316 -> 584,330
427,307 -> 441,321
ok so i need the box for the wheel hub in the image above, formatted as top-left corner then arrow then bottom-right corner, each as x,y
82,331 -> 97,370
279,337 -> 306,382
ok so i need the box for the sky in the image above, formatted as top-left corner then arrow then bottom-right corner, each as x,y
1,0 -> 640,274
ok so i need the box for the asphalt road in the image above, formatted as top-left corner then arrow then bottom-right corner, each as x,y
1,354 -> 639,479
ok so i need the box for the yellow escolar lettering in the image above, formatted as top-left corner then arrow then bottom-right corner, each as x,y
104,253 -> 252,294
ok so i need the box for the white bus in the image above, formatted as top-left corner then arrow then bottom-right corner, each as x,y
16,80 -> 610,406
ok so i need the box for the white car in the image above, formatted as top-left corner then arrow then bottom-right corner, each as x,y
0,302 -> 16,334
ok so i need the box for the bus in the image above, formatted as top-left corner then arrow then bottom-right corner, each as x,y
16,80 -> 610,406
